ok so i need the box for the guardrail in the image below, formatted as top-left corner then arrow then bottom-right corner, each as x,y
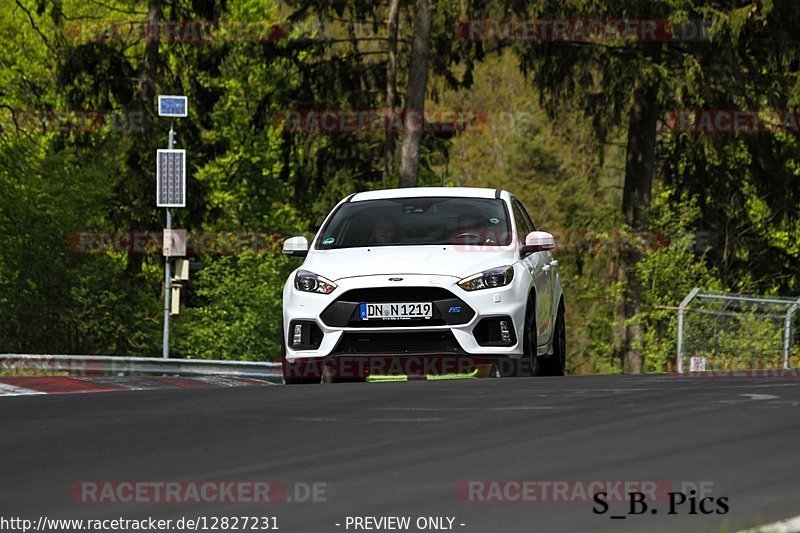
0,354 -> 282,380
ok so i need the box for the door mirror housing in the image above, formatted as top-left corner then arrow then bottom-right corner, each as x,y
520,231 -> 556,255
282,236 -> 309,257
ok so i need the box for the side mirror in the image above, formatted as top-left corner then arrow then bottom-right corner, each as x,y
282,236 -> 309,257
520,231 -> 556,255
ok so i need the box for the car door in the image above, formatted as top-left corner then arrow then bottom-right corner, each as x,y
512,199 -> 552,347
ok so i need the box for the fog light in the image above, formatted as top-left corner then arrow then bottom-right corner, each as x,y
499,320 -> 511,342
293,324 -> 303,345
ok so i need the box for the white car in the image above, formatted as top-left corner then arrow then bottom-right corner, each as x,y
281,187 -> 565,383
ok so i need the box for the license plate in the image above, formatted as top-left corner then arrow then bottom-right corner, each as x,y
360,302 -> 433,320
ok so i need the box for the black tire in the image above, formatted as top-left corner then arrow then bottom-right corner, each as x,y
523,295 -> 543,376
541,300 -> 566,376
497,357 -> 522,377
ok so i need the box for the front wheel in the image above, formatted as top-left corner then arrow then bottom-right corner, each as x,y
541,300 -> 566,376
523,296 -> 544,376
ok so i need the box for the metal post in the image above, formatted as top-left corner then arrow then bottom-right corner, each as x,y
162,123 -> 174,359
677,308 -> 684,373
785,313 -> 792,370
677,287 -> 701,373
784,299 -> 800,370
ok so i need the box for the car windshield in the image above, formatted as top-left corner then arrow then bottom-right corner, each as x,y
315,196 -> 512,249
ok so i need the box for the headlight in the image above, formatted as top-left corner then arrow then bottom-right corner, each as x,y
294,270 -> 337,294
457,266 -> 514,291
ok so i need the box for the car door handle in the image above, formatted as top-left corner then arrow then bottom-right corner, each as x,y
550,260 -> 558,267
542,264 -> 551,272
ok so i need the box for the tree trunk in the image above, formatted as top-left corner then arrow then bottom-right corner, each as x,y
616,63 -> 659,373
139,0 -> 161,111
397,0 -> 431,188
622,78 -> 658,231
126,0 -> 161,276
383,0 -> 401,180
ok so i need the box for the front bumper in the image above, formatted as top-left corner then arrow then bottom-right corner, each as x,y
283,274 -> 528,362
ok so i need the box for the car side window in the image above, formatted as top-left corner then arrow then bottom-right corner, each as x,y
517,201 -> 536,231
511,200 -> 532,246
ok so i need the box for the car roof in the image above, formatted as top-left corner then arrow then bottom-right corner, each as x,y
350,187 -> 504,202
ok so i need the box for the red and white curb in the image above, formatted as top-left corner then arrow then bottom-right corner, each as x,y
0,376 -> 274,397
0,382 -> 46,396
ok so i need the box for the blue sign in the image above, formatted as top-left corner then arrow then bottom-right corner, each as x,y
158,95 -> 188,118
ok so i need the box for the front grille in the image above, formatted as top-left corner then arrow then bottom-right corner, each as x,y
338,287 -> 456,302
332,331 -> 464,355
320,287 -> 475,327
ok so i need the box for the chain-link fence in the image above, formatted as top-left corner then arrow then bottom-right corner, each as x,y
676,289 -> 800,373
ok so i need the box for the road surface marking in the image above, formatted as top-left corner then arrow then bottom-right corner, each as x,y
740,394 -> 779,400
736,514 -> 800,533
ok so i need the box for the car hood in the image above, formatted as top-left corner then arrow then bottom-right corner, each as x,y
302,245 -> 517,281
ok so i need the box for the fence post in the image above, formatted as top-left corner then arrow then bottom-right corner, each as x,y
785,299 -> 800,370
677,288 -> 701,374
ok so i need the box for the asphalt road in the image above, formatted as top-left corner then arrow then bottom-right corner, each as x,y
2,374 -> 800,533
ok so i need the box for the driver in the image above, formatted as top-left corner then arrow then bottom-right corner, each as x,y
456,214 -> 482,232
370,218 -> 397,244
454,214 -> 488,243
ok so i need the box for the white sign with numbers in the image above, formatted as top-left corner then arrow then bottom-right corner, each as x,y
156,149 -> 186,207
689,356 -> 707,372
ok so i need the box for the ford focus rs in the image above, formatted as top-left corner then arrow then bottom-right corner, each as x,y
281,187 -> 565,383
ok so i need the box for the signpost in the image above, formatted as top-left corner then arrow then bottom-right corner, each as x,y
157,96 -> 188,358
